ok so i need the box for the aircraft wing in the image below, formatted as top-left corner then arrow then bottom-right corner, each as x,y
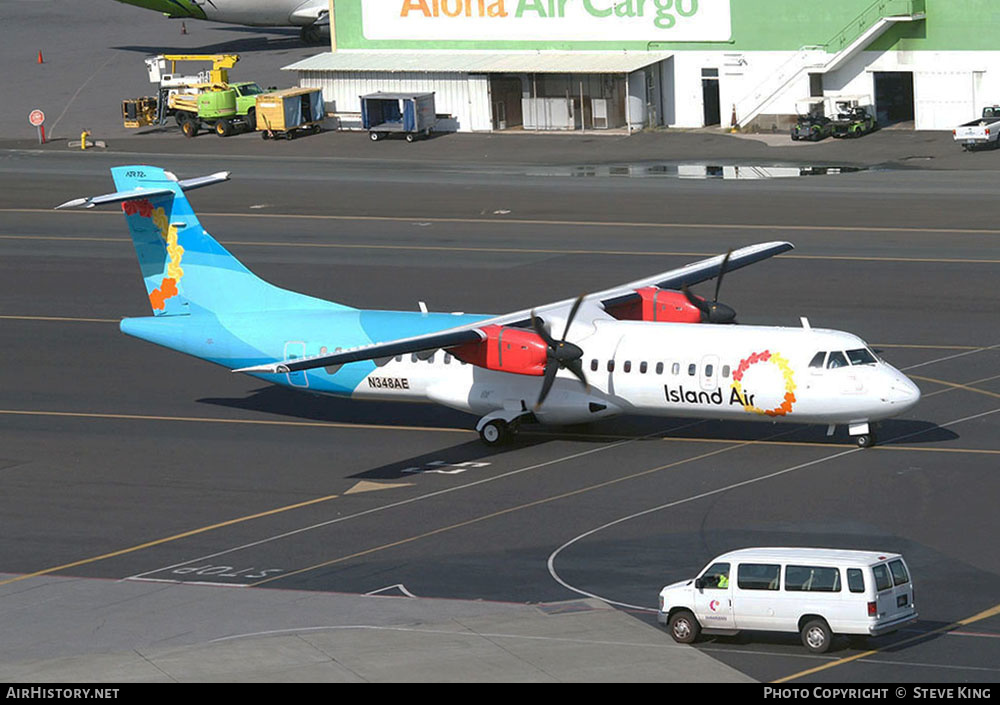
289,0 -> 329,23
235,241 -> 792,375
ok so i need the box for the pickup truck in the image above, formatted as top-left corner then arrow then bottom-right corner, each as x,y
953,107 -> 1000,150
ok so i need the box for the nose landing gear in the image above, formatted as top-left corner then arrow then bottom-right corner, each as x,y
849,421 -> 878,448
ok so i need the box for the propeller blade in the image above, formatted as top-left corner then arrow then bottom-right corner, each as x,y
535,361 -> 560,409
713,248 -> 732,303
682,284 -> 711,316
530,310 -> 557,349
562,294 -> 585,341
563,357 -> 589,390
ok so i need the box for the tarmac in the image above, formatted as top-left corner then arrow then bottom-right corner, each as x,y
0,574 -> 751,682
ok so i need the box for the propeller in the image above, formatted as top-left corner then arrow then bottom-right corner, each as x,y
531,294 -> 589,409
683,248 -> 738,324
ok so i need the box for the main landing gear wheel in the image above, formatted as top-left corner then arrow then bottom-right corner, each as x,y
479,419 -> 509,447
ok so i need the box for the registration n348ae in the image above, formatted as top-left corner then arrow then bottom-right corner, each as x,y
59,167 -> 921,448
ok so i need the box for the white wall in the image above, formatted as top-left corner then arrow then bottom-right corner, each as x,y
665,48 -> 1000,130
299,71 -> 492,132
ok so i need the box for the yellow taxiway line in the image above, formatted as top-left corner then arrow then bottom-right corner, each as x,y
773,603 -> 1000,683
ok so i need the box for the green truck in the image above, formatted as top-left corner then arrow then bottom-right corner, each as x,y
169,82 -> 266,137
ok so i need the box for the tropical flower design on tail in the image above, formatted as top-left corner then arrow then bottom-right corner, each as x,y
122,198 -> 185,311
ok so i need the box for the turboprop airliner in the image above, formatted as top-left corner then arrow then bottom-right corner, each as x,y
114,0 -> 331,42
57,167 -> 921,448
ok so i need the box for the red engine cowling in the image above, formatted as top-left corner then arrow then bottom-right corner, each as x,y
605,287 -> 703,323
451,325 -> 548,376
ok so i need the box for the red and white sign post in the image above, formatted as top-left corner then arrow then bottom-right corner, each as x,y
28,109 -> 46,144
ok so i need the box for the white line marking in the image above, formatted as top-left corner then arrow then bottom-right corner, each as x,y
365,584 -> 417,598
547,405 -> 1000,611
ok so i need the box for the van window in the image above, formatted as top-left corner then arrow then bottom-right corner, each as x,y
872,564 -> 893,592
700,562 -> 730,590
847,568 -> 865,593
889,560 -> 910,586
785,565 -> 841,592
737,563 -> 780,591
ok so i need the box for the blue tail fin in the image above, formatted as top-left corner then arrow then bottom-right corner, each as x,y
92,166 -> 352,316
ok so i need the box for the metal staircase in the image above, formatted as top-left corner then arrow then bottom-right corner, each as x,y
735,0 -> 926,128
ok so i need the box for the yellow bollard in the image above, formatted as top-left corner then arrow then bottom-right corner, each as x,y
80,129 -> 90,150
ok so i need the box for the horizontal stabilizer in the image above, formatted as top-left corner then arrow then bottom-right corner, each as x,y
55,171 -> 230,210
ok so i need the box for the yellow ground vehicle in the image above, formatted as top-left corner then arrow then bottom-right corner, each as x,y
121,54 -> 262,135
255,87 -> 325,139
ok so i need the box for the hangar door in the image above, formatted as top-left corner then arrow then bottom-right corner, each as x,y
914,70 -> 980,130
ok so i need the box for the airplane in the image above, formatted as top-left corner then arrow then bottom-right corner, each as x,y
113,0 -> 331,43
57,166 -> 921,449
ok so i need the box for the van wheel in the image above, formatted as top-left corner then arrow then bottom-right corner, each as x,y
668,610 -> 701,644
801,619 -> 832,653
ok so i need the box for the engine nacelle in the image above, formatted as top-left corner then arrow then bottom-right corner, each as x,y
605,287 -> 702,323
451,325 -> 548,376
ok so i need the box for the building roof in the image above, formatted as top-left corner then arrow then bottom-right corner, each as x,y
283,50 -> 673,75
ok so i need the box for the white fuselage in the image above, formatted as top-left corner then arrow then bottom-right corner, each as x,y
198,0 -> 321,26
348,321 -> 921,428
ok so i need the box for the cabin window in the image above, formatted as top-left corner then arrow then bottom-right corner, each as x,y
411,354 -> 419,363
427,352 -> 436,364
591,359 -> 599,372
623,361 -> 632,373
640,361 -> 648,374
705,364 -> 714,377
827,351 -> 848,369
847,348 -> 877,366
656,362 -> 664,375
395,355 -> 402,362
688,363 -> 696,376
672,363 -> 680,376
809,352 -> 827,368
607,360 -> 615,372
444,353 -> 451,365
722,365 -> 730,378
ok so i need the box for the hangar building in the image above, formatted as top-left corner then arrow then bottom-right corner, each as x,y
283,0 -> 999,133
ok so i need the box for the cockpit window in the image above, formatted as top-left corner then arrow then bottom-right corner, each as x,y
847,348 -> 877,365
808,352 -> 827,368
827,351 -> 848,369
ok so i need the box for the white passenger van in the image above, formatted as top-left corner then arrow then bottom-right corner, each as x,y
657,548 -> 917,653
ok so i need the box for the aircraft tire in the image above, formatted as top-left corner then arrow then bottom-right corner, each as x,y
855,433 -> 875,449
479,419 -> 508,447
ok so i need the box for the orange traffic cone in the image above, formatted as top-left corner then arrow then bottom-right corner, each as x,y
37,51 -> 44,64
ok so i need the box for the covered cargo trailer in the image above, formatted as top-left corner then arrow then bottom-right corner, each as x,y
361,92 -> 436,142
256,87 -> 325,139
